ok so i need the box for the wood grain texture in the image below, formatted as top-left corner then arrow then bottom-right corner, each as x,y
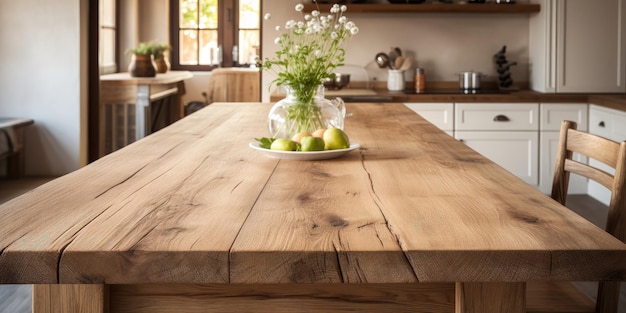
1,102 -> 626,293
455,282 -> 525,313
109,283 -> 454,313
33,284 -> 107,313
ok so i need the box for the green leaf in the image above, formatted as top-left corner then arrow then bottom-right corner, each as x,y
255,137 -> 276,149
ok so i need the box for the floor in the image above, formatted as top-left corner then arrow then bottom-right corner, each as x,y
0,178 -> 625,312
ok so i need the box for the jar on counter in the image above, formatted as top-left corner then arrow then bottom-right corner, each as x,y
387,70 -> 405,91
414,68 -> 425,93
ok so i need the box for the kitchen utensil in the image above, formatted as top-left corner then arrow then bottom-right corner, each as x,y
375,53 -> 390,69
394,56 -> 404,70
399,57 -> 413,71
388,49 -> 399,69
458,71 -> 483,90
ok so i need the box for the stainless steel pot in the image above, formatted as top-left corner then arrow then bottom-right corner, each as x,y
459,71 -> 483,90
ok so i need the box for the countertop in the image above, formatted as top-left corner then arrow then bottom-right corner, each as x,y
271,88 -> 626,111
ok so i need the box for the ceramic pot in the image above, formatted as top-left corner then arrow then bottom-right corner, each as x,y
129,54 -> 157,77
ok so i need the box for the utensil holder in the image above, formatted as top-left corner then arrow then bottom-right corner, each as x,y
387,70 -> 405,91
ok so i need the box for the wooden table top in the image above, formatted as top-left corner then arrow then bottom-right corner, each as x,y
1,102 -> 626,285
100,70 -> 193,85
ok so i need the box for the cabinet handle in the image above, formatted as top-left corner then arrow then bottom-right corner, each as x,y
493,115 -> 510,122
599,121 -> 606,127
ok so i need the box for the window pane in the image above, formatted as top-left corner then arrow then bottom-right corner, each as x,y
199,0 -> 218,28
239,0 -> 259,29
180,0 -> 199,28
100,29 -> 116,68
100,0 -> 115,26
199,30 -> 219,65
180,30 -> 198,65
239,30 -> 259,65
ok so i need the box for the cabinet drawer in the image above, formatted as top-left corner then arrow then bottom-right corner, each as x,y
405,103 -> 454,131
540,103 -> 588,131
455,103 -> 539,131
589,104 -> 626,141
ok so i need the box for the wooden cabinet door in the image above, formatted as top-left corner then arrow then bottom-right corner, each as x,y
454,131 -> 539,186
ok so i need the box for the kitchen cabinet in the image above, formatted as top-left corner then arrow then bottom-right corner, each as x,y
454,103 -> 539,186
529,0 -> 626,93
404,103 -> 454,136
303,3 -> 540,14
588,105 -> 626,205
538,103 -> 588,194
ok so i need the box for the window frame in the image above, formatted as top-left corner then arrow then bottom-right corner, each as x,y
170,0 -> 260,71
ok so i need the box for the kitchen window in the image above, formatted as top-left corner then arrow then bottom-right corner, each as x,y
170,0 -> 260,70
100,0 -> 118,74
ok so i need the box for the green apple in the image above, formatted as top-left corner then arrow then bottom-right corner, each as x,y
270,138 -> 297,151
300,136 -> 325,151
323,128 -> 350,150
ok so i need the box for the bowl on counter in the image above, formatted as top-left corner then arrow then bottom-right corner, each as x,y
323,73 -> 351,90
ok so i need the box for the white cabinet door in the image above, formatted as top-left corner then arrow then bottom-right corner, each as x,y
538,103 -> 589,194
529,0 -> 626,93
588,105 -> 626,205
539,131 -> 588,194
404,103 -> 454,133
455,131 -> 539,186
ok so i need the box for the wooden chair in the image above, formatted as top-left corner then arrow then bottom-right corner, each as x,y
527,120 -> 626,313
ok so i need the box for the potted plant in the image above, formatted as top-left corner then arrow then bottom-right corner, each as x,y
127,41 -> 171,77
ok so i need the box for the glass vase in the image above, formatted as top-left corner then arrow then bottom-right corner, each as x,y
268,84 -> 346,139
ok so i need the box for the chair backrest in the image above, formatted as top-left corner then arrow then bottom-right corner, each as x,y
552,120 -> 626,313
206,68 -> 260,103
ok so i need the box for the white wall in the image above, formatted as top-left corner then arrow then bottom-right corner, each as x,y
261,0 -> 530,101
0,0 -> 88,176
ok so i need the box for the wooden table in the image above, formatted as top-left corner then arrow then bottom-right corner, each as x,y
1,103 -> 625,313
99,71 -> 193,156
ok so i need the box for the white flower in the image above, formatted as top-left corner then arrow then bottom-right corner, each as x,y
350,27 -> 359,35
264,13 -> 271,20
331,32 -> 338,39
274,37 -> 281,45
305,14 -> 311,21
345,21 -> 355,30
339,16 -> 346,24
297,21 -> 304,28
341,5 -> 347,12
295,3 -> 304,12
285,20 -> 296,29
312,10 -> 320,17
275,25 -> 281,31
331,4 -> 340,13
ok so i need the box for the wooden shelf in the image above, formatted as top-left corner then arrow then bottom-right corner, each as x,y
303,3 -> 541,14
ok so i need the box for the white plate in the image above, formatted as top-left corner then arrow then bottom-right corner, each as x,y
249,142 -> 361,160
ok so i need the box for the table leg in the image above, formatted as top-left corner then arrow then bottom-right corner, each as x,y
33,284 -> 108,313
135,84 -> 150,140
455,282 -> 525,313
